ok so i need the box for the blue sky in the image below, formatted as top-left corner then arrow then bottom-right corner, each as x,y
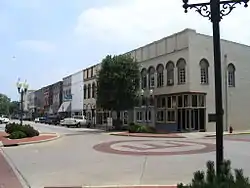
1,0 -> 250,100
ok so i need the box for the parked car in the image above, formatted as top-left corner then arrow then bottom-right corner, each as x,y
34,117 -> 40,123
45,115 -> 61,125
39,117 -> 47,124
60,115 -> 88,127
0,115 -> 10,124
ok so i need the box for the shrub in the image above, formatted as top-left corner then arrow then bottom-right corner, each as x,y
177,160 -> 250,188
128,123 -> 155,133
5,123 -> 39,138
9,131 -> 27,139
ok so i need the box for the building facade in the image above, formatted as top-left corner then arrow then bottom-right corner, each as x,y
51,81 -> 63,115
82,28 -> 250,132
58,75 -> 72,117
71,70 -> 84,116
83,64 -> 100,124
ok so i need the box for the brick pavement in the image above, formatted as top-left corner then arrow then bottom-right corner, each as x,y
0,131 -> 58,147
0,150 -> 23,188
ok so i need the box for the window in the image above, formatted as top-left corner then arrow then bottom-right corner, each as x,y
92,83 -> 96,98
178,95 -> 183,107
228,63 -> 235,87
136,111 -> 142,121
200,59 -> 209,84
148,67 -> 155,88
157,64 -> 164,87
141,69 -> 147,89
157,110 -> 164,122
198,95 -> 205,107
157,97 -> 166,108
87,84 -> 91,98
167,110 -> 175,122
192,95 -> 198,107
166,61 -> 174,86
83,85 -> 87,99
177,58 -> 186,84
184,95 -> 189,107
91,67 -> 94,77
145,111 -> 151,121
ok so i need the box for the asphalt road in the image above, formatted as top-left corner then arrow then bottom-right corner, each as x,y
1,123 -> 250,188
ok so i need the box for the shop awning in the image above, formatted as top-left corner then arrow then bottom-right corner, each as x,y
58,101 -> 71,113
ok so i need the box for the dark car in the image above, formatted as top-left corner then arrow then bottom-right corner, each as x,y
39,117 -> 47,123
45,115 -> 61,125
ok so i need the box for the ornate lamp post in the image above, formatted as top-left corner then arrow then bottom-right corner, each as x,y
182,0 -> 248,174
16,79 -> 29,126
141,89 -> 154,126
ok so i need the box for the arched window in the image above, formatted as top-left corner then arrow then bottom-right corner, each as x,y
200,59 -> 209,84
166,61 -> 174,86
228,63 -> 236,87
83,85 -> 87,99
156,64 -> 164,87
87,84 -> 91,98
148,66 -> 155,88
177,58 -> 186,84
92,82 -> 96,98
141,68 -> 147,89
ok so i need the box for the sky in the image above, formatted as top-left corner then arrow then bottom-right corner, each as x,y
1,0 -> 250,100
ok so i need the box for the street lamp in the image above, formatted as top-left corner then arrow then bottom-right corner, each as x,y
141,89 -> 154,126
16,78 -> 29,126
182,0 -> 248,174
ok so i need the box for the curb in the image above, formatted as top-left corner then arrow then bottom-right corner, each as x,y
109,133 -> 185,139
44,185 -> 177,188
205,132 -> 250,137
2,133 -> 60,147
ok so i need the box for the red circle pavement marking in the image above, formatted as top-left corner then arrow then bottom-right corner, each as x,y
93,140 -> 216,156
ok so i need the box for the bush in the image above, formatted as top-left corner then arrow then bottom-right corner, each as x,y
128,123 -> 155,133
5,123 -> 39,138
177,160 -> 250,188
9,131 -> 27,139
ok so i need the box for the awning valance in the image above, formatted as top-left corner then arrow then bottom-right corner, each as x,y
58,101 -> 71,113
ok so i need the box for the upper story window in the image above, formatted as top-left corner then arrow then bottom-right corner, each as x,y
92,82 -> 96,98
228,63 -> 236,87
148,67 -> 155,88
84,85 -> 87,99
177,58 -> 186,84
166,61 -> 174,86
157,64 -> 164,87
87,84 -> 91,98
200,59 -> 209,85
141,68 -> 147,89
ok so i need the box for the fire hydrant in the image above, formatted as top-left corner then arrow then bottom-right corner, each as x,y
229,126 -> 233,134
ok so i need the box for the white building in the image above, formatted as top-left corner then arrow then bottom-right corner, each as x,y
82,28 -> 250,132
71,70 -> 84,116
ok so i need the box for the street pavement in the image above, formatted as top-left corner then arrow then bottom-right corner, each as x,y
1,122 -> 250,188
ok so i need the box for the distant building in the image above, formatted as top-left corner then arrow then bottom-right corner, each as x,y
51,81 -> 63,115
71,70 -> 84,116
58,75 -> 72,117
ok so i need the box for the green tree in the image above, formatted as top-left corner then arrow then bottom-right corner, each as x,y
0,93 -> 11,115
9,101 -> 20,115
96,54 -> 140,129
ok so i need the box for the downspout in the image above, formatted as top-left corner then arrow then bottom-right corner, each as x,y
224,54 -> 229,132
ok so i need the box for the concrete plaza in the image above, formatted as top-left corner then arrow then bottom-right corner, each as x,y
1,122 -> 250,188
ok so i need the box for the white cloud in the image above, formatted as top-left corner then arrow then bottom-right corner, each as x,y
16,40 -> 56,53
75,0 -> 250,47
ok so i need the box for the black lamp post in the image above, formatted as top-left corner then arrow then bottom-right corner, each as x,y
182,0 -> 248,174
16,79 -> 29,126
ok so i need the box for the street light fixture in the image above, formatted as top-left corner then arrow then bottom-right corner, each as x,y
182,0 -> 248,174
16,78 -> 29,126
141,89 -> 154,125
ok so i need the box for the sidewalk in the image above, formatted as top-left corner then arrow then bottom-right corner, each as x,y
0,131 -> 59,147
0,150 -> 23,188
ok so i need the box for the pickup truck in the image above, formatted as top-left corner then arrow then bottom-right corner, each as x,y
60,115 -> 88,128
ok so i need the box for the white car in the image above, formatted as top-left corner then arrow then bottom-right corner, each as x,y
60,115 -> 88,128
0,115 -> 10,124
34,117 -> 40,123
